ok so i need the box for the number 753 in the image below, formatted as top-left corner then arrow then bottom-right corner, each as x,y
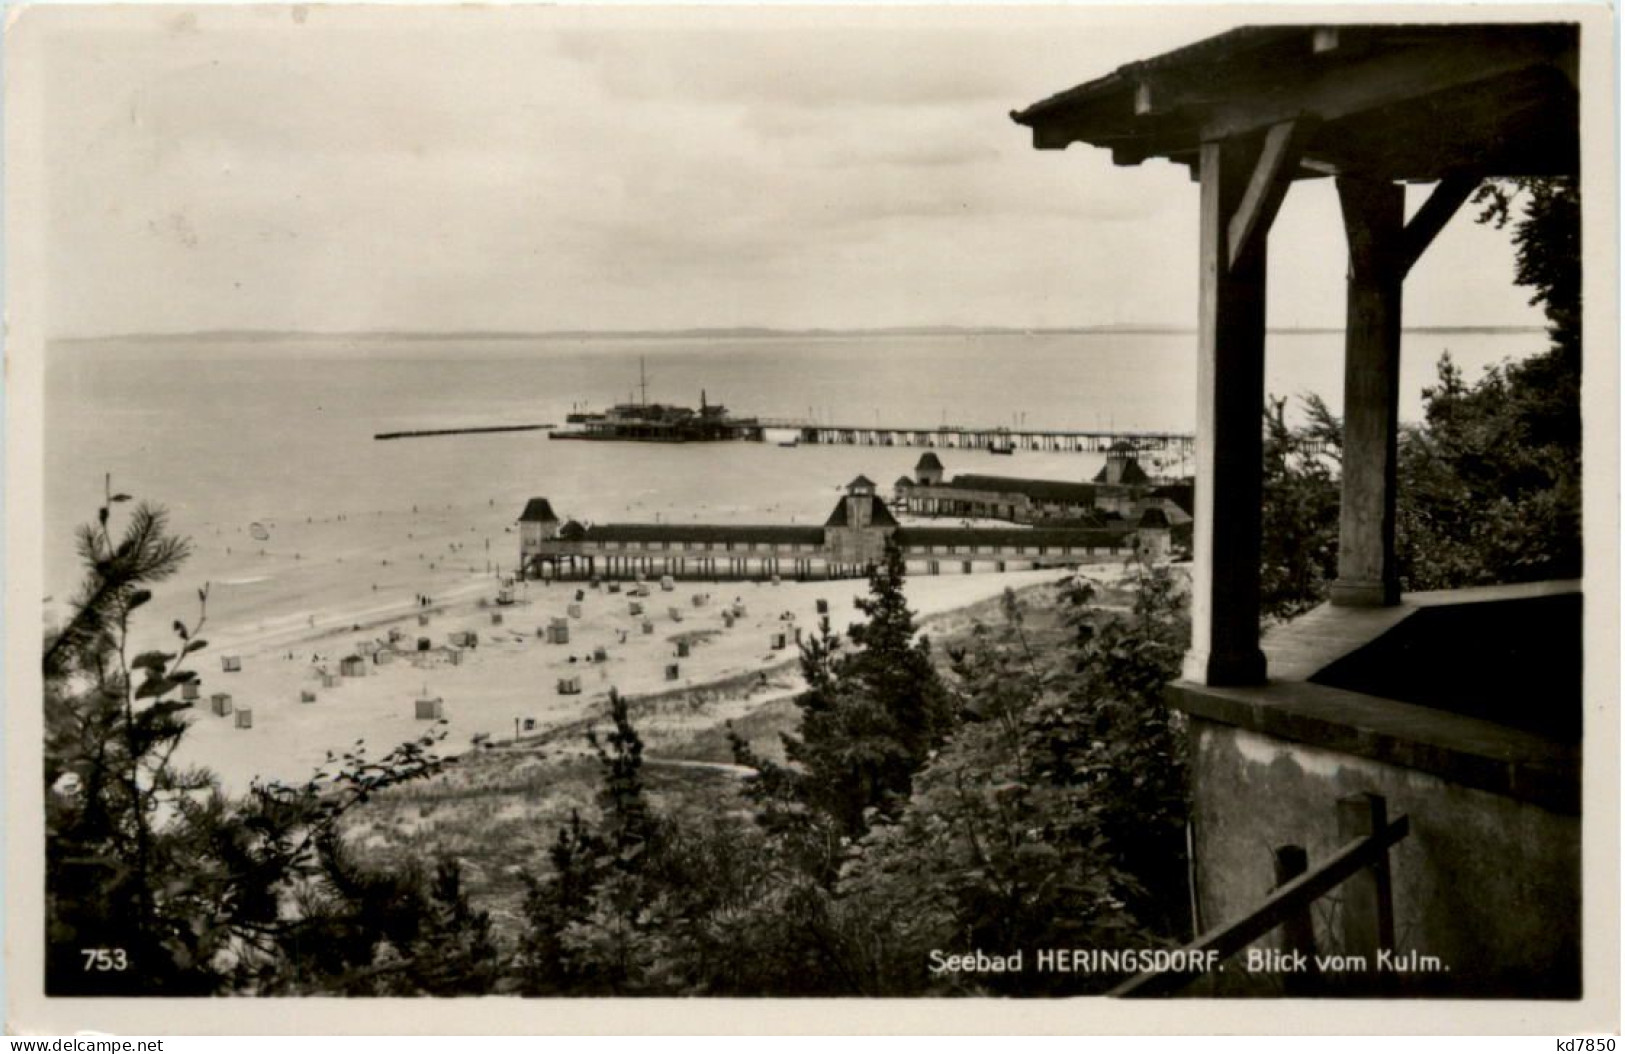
80,947 -> 128,971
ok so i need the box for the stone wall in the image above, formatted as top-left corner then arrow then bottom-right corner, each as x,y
1188,719 -> 1581,997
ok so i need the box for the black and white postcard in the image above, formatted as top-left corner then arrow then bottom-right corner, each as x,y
5,2 -> 1617,1035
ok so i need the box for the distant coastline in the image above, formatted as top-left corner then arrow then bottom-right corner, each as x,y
56,323 -> 1546,345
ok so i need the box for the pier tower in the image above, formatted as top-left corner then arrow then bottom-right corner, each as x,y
1095,441 -> 1150,487
824,476 -> 897,569
915,452 -> 945,486
519,498 -> 562,554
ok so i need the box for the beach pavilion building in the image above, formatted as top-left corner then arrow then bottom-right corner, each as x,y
1014,22 -> 1583,996
899,451 -> 1192,529
518,475 -> 1160,582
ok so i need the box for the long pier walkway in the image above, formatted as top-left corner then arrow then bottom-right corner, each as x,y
755,420 -> 1195,455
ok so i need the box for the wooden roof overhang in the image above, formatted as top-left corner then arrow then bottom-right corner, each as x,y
1011,24 -> 1579,182
1012,23 -> 1581,687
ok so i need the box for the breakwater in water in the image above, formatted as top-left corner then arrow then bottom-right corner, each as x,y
374,424 -> 553,441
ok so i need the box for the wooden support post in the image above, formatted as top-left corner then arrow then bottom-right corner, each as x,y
1331,176 -> 1405,607
1183,136 -> 1271,686
1336,792 -> 1396,992
1272,844 -> 1320,995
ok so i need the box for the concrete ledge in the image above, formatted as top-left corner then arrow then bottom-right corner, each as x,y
1167,677 -> 1580,815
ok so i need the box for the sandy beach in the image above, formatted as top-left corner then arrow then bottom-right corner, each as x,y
176,554 -> 1101,794
50,440 -> 1141,797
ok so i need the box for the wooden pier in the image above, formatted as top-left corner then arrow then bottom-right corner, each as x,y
755,420 -> 1195,455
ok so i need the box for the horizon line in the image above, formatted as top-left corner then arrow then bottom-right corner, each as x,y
56,322 -> 1548,344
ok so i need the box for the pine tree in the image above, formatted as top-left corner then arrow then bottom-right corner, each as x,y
45,482 -> 461,995
516,689 -> 664,994
734,537 -> 954,844
588,689 -> 658,862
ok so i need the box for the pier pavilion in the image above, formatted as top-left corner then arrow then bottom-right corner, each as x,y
518,476 -> 1157,582
899,451 -> 1193,528
1015,22 -> 1583,995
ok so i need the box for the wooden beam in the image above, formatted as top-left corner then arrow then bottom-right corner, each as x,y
1111,812 -> 1411,997
1112,141 -> 1151,167
1199,32 -> 1570,144
1102,121 -> 1206,168
1227,119 -> 1314,270
1399,172 -> 1480,275
1274,845 -> 1321,995
1309,82 -> 1575,182
1556,47 -> 1579,91
1133,67 -> 1236,118
1337,793 -> 1397,995
1134,79 -> 1156,117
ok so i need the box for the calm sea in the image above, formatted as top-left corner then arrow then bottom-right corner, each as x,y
45,329 -> 1541,608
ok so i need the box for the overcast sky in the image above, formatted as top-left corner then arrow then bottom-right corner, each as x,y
26,5 -> 1544,338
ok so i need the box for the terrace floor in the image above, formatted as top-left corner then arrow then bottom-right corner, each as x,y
1168,580 -> 1583,815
